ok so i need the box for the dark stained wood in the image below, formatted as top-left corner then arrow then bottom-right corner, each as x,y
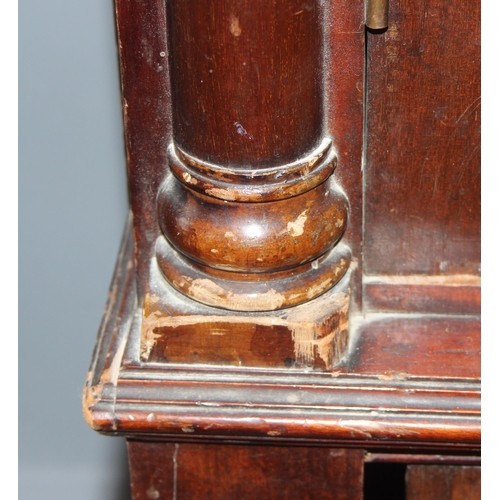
363,275 -> 481,314
154,0 -> 353,313
109,0 -> 367,372
86,0 -> 482,497
113,0 -> 363,368
364,0 -> 480,276
365,453 -> 480,465
167,0 -> 323,168
83,232 -> 480,452
128,441 -> 364,500
324,0 -> 364,308
157,171 -> 349,274
406,465 -> 481,500
348,315 -> 480,378
128,441 -> 175,500
114,0 -> 171,296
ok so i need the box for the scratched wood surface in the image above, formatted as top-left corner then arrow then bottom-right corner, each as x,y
364,0 -> 480,276
406,465 -> 481,500
84,224 -> 479,451
128,441 -> 364,500
115,0 -> 365,317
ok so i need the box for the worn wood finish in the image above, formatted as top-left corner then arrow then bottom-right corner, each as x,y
86,0 -> 481,496
83,229 -> 480,452
364,0 -> 480,276
109,0 -> 367,369
128,441 -> 364,500
406,465 -> 481,500
142,269 -> 351,369
365,453 -> 480,466
155,0 -> 352,311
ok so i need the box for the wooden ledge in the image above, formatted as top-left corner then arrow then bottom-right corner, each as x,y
83,219 -> 480,452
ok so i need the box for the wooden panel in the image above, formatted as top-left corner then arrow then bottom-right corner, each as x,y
406,465 -> 480,500
364,0 -> 480,275
363,275 -> 481,314
128,441 -> 364,500
349,315 -> 480,378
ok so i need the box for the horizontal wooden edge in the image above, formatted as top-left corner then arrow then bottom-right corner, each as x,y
364,452 -> 480,465
363,274 -> 481,314
169,138 -> 337,202
84,364 -> 480,448
87,400 -> 480,451
83,219 -> 480,450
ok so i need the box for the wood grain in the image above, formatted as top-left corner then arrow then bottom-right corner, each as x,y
151,0 -> 354,311
167,0 -> 323,168
363,275 -> 481,314
406,465 -> 481,500
83,229 -> 479,451
324,0 -> 364,308
128,441 -> 364,500
364,0 -> 480,276
114,0 -> 171,296
348,315 -> 480,378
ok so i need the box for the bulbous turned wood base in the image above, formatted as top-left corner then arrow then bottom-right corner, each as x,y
156,235 -> 351,311
156,141 -> 351,311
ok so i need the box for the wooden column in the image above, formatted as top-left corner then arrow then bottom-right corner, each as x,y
141,0 -> 353,369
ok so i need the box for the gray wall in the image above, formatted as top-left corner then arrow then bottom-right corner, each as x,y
19,0 -> 131,498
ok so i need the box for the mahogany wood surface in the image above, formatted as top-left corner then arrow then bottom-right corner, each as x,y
154,0 -> 353,312
406,465 -> 481,500
115,0 -> 170,296
323,0 -> 364,308
363,275 -> 481,315
114,0 -> 365,318
84,0 -> 482,496
113,0 -> 366,369
84,224 -> 480,453
348,314 -> 480,378
128,441 -> 364,500
364,0 -> 480,277
167,0 -> 322,168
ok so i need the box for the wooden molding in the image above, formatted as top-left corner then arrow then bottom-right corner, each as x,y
363,275 -> 481,314
83,224 -> 480,452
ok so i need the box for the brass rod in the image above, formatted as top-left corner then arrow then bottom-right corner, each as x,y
366,0 -> 388,30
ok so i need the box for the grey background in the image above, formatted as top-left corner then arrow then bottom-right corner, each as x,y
19,0 -> 131,498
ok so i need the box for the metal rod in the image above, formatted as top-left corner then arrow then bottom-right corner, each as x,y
366,0 -> 389,30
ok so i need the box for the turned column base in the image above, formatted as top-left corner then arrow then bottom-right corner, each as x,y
140,260 -> 354,370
